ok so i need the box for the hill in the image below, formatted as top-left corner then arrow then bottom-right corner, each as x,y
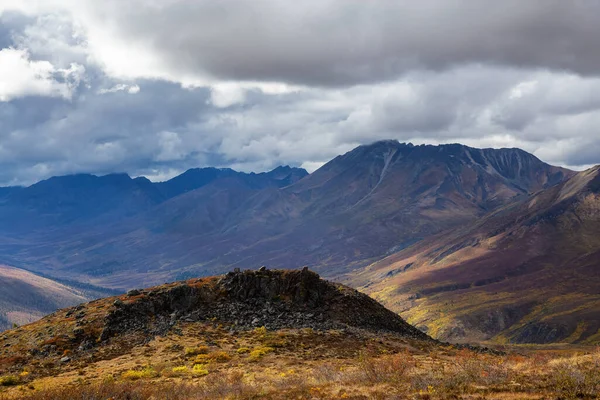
0,141 -> 572,290
0,269 -> 598,400
0,265 -> 113,331
347,166 -> 600,344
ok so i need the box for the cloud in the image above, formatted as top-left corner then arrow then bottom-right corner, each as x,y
0,2 -> 600,186
0,47 -> 83,101
5,0 -> 600,87
98,84 -> 140,94
210,83 -> 246,108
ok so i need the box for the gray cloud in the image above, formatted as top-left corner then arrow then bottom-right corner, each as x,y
1,2 -> 600,186
22,0 -> 599,87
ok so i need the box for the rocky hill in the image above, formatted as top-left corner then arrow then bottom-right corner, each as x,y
0,268 -> 427,354
1,269 -> 598,400
0,268 -> 433,396
348,166 -> 600,344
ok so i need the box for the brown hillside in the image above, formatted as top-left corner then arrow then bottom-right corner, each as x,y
348,166 -> 600,344
0,265 -> 88,331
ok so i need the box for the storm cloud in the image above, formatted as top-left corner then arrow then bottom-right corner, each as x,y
0,1 -> 600,185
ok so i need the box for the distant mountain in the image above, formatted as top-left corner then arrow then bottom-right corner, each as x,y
0,141 -> 571,294
0,166 -> 308,234
348,166 -> 600,344
0,264 -> 113,331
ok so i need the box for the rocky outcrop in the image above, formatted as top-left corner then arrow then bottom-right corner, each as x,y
99,268 -> 429,342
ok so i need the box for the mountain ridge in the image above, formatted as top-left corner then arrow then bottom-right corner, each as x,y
0,141 -> 586,345
348,165 -> 600,344
0,141 -> 572,286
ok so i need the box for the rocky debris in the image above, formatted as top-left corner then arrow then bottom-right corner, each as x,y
73,327 -> 84,337
98,268 -> 430,343
127,289 -> 141,297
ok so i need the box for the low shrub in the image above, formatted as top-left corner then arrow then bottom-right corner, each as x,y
194,351 -> 231,364
185,346 -> 209,357
192,364 -> 209,376
171,366 -> 189,376
357,351 -> 414,384
121,366 -> 158,381
0,375 -> 19,386
248,346 -> 274,362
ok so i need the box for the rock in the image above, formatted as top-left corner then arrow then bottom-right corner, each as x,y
60,356 -> 71,363
258,266 -> 267,272
77,341 -> 94,352
97,268 -> 431,342
127,289 -> 141,297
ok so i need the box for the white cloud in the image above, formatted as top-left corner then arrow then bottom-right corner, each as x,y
98,83 -> 140,94
300,161 -> 325,173
0,47 -> 83,101
210,83 -> 247,108
155,131 -> 185,162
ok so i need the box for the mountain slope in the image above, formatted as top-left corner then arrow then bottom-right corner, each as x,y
348,166 -> 600,344
140,141 -> 572,278
0,265 -> 105,331
0,142 -> 571,291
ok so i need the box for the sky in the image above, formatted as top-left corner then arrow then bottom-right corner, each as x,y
1,1 -> 600,186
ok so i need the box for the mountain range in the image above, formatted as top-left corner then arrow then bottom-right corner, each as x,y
0,140 -> 598,344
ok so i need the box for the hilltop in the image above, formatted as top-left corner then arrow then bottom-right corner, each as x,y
0,268 -> 428,367
0,269 -> 598,399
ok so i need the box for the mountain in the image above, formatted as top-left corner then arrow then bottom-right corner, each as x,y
0,166 -> 308,234
205,141 -> 572,276
0,265 -> 115,331
347,166 -> 600,344
0,141 -> 571,292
